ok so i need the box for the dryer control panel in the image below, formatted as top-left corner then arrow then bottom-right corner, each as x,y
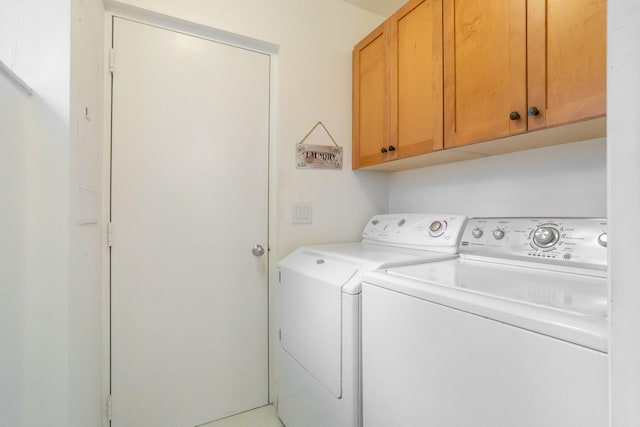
362,214 -> 467,253
459,217 -> 607,271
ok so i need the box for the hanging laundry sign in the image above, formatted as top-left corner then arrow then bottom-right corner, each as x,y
297,144 -> 343,169
296,122 -> 343,169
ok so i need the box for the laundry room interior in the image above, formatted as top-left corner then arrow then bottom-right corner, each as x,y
0,0 -> 639,426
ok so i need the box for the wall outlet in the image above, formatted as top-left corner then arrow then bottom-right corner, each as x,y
292,203 -> 312,224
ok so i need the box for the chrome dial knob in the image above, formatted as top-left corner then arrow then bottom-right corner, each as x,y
471,228 -> 483,238
493,229 -> 505,240
533,227 -> 560,248
429,220 -> 445,237
598,233 -> 608,248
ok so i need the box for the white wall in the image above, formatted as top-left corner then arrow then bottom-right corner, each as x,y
0,65 -> 28,427
1,0 -> 104,426
0,1 -> 71,426
608,1 -> 640,425
69,0 -> 105,425
389,138 -> 606,217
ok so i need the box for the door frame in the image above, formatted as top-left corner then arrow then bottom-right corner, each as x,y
101,5 -> 279,425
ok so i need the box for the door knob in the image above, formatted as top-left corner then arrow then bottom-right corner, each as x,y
380,147 -> 388,154
388,145 -> 396,152
252,244 -> 265,257
509,111 -> 521,120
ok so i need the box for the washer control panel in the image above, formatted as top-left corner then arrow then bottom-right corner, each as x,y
459,217 -> 607,270
362,213 -> 467,252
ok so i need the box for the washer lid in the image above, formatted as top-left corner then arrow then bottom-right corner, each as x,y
365,259 -> 608,352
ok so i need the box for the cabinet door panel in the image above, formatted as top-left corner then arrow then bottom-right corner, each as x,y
393,0 -> 443,159
528,0 -> 606,130
444,0 -> 527,148
353,25 -> 390,169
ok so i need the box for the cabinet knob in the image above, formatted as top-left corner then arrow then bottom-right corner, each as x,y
380,147 -> 388,154
527,106 -> 540,116
388,145 -> 396,152
509,111 -> 521,120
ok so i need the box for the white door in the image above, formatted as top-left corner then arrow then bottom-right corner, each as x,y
110,17 -> 270,427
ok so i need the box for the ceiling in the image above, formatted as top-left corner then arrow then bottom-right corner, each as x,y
341,0 -> 406,17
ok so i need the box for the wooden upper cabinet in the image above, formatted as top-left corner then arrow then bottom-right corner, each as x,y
444,0 -> 527,149
528,0 -> 607,131
444,0 -> 606,149
353,0 -> 607,169
353,0 -> 443,169
353,23 -> 390,169
392,0 -> 444,160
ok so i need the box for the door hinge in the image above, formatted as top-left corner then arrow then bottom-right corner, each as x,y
278,269 -> 281,283
279,329 -> 282,341
107,221 -> 113,247
106,394 -> 112,421
109,48 -> 115,74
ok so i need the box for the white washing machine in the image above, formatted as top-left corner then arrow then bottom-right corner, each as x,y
362,217 -> 608,427
276,213 -> 467,427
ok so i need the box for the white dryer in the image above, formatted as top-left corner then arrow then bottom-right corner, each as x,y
362,217 -> 608,427
276,213 -> 467,427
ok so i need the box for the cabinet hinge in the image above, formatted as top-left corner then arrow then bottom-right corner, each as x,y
106,394 -> 113,421
109,48 -> 115,74
107,222 -> 113,247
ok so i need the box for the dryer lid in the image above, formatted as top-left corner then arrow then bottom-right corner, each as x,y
278,249 -> 359,289
278,252 -> 358,398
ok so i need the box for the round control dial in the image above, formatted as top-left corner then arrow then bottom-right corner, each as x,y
429,220 -> 445,237
471,228 -> 483,238
598,233 -> 607,248
533,226 -> 560,248
492,229 -> 505,240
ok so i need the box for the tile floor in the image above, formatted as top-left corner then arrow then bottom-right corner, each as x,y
199,405 -> 283,427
